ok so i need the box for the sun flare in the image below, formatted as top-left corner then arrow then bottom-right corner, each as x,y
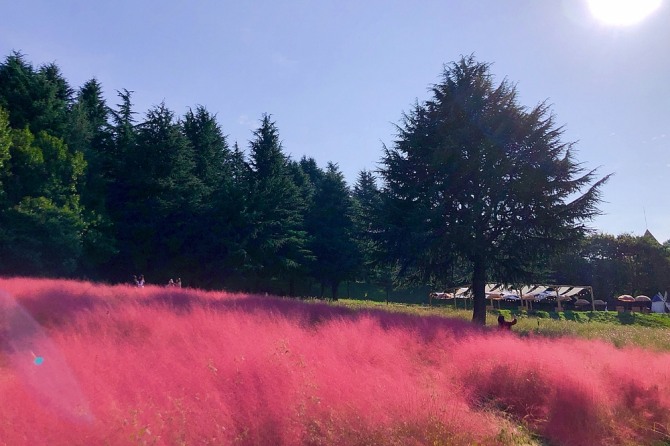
587,0 -> 662,26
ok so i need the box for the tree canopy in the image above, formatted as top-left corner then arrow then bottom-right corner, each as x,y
378,56 -> 611,324
1,51 -> 667,313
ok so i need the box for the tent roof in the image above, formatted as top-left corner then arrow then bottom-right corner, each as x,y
560,287 -> 586,297
652,293 -> 666,302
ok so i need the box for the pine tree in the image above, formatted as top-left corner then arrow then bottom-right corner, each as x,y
352,169 -> 386,284
181,107 -> 250,287
305,162 -> 360,299
0,53 -> 71,137
0,107 -> 11,205
66,78 -> 118,277
379,56 -> 610,325
244,115 -> 310,291
182,106 -> 230,200
121,102 -> 204,275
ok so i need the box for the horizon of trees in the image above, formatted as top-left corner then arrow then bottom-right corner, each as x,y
0,51 -> 668,306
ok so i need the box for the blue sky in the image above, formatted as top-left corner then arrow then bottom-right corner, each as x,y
2,0 -> 669,242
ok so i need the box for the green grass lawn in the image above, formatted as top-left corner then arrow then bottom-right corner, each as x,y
330,298 -> 670,352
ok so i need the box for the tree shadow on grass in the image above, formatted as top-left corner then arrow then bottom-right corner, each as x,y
3,280 -> 489,345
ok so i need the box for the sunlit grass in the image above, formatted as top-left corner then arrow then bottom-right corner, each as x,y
332,299 -> 670,352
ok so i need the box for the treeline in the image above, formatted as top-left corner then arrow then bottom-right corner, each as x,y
0,52 -> 668,299
0,52 -> 381,296
551,232 -> 670,300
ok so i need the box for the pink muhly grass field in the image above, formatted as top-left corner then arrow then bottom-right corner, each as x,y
1,277 -> 670,445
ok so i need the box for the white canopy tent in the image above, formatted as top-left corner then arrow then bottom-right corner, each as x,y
430,283 -> 595,311
652,292 -> 667,314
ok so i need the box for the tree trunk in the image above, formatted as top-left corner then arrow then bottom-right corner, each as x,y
331,281 -> 339,301
471,257 -> 487,325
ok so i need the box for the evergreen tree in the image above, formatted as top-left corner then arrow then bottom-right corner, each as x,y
182,106 -> 230,200
0,124 -> 87,276
0,107 -> 11,205
0,52 -> 37,131
379,56 -> 610,325
65,82 -> 118,277
181,107 -> 250,287
121,102 -> 204,276
298,156 -> 325,187
305,162 -> 360,299
352,169 -> 385,283
0,53 -> 71,137
105,89 -> 139,278
245,115 -> 310,292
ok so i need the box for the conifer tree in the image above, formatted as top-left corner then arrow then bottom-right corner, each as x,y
123,103 -> 204,275
244,115 -> 310,291
352,169 -> 387,284
305,162 -> 360,299
379,56 -> 610,325
0,107 -> 11,205
181,107 -> 248,286
0,53 -> 71,137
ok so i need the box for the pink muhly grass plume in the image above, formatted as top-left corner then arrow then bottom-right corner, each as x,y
1,277 -> 670,445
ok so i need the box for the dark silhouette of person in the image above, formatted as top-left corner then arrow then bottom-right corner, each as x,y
498,314 -> 517,330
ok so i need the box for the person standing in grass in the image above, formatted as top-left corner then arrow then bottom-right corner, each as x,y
498,314 -> 517,330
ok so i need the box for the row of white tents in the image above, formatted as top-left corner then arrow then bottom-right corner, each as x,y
429,283 -> 595,310
429,285 -> 670,313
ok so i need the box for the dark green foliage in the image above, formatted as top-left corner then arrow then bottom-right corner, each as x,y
183,106 -> 230,199
0,197 -> 84,275
106,88 -> 137,212
2,50 -> 662,304
298,156 -> 325,187
0,52 -> 71,137
116,102 -> 204,274
66,79 -> 118,276
550,233 -> 670,301
244,115 -> 311,290
351,169 -> 393,287
181,108 -> 248,286
379,56 -> 610,324
0,122 -> 87,276
0,108 -> 12,204
305,162 -> 360,298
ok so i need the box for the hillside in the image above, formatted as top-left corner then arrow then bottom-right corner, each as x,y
1,277 -> 670,445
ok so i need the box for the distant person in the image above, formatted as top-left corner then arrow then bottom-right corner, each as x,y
138,274 -> 145,287
176,278 -> 181,288
167,279 -> 174,287
133,275 -> 139,287
498,314 -> 517,330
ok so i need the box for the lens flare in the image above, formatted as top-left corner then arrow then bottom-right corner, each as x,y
587,0 -> 663,26
0,290 -> 93,423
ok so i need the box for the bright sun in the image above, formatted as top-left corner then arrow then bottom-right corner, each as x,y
587,0 -> 662,26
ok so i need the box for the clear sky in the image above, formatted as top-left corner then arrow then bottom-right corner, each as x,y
2,0 -> 668,242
